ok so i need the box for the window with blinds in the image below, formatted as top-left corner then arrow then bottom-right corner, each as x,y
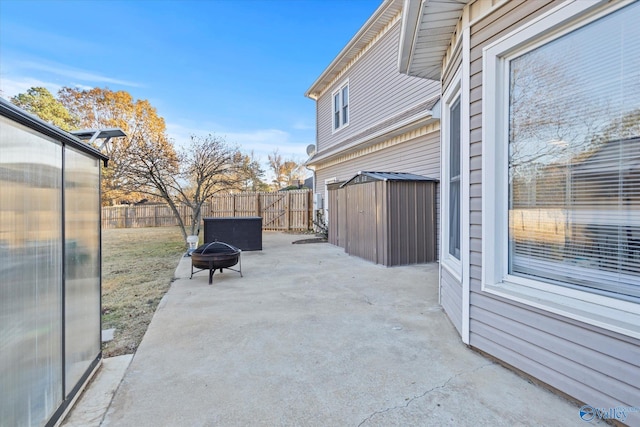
332,81 -> 349,131
507,1 -> 640,299
449,97 -> 461,260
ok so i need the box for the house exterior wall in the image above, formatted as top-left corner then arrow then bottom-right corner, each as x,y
315,130 -> 441,257
315,130 -> 440,186
444,0 -> 640,413
440,266 -> 462,335
314,21 -> 440,155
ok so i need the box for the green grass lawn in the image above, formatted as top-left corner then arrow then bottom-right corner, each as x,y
102,226 -> 186,357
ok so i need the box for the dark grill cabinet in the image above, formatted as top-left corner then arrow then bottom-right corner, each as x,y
203,217 -> 262,251
327,172 -> 438,266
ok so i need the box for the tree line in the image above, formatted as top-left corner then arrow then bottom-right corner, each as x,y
10,86 -> 308,243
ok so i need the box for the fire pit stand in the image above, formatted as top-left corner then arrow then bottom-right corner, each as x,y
190,241 -> 242,284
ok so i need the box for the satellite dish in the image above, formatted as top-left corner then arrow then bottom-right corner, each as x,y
306,144 -> 316,156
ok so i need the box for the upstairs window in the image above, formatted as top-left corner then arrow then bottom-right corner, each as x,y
333,81 -> 349,131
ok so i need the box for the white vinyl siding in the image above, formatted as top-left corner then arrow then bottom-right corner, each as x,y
469,0 -> 640,413
316,22 -> 439,153
440,267 -> 463,335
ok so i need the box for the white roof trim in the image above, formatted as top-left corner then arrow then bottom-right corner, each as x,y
305,0 -> 403,100
398,0 -> 468,80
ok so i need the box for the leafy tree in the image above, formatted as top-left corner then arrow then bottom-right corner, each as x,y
10,87 -> 78,130
122,134 -> 251,243
58,87 -> 174,205
268,148 -> 305,189
240,151 -> 269,191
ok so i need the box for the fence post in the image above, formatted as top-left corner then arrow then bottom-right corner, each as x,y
286,192 -> 290,231
306,191 -> 311,230
255,192 -> 260,218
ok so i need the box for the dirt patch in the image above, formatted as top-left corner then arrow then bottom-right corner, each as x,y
102,227 -> 185,357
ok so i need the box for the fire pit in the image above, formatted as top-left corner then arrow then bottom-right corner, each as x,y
190,241 -> 242,284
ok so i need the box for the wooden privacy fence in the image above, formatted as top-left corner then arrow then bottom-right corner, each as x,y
102,190 -> 313,231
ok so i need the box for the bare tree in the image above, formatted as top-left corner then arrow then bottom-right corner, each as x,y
240,150 -> 269,191
123,134 -> 250,244
268,148 -> 305,189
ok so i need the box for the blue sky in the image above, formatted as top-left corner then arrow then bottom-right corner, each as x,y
0,0 -> 380,174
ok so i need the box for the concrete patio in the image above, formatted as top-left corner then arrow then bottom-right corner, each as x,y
63,232 -> 597,426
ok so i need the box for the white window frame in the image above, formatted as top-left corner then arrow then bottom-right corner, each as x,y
324,177 -> 337,224
441,72 -> 462,281
332,80 -> 349,133
481,0 -> 640,339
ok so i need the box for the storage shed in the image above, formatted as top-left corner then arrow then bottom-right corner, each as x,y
328,172 -> 438,266
0,99 -> 113,427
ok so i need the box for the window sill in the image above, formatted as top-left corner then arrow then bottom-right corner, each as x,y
483,276 -> 640,340
331,123 -> 349,135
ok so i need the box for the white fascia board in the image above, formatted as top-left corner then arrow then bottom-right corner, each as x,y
306,112 -> 438,166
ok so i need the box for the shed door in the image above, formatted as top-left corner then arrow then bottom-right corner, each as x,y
346,183 -> 377,263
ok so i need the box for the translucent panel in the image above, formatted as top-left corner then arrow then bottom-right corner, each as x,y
0,116 -> 63,426
64,148 -> 101,396
508,2 -> 640,298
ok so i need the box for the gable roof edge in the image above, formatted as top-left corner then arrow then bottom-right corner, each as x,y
305,0 -> 403,100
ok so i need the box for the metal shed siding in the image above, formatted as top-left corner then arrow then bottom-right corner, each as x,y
328,183 -> 346,248
316,22 -> 440,154
387,181 -> 437,265
315,130 -> 440,207
336,176 -> 436,266
344,181 -> 379,263
315,131 -> 441,257
466,0 -> 640,410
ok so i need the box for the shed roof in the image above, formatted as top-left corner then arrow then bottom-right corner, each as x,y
341,171 -> 438,187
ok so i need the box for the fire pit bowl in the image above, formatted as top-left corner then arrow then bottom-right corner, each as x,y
190,241 -> 242,284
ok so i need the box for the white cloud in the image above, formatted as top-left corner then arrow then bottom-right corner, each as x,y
166,122 -> 306,158
14,60 -> 141,88
165,122 -> 312,181
0,76 -> 62,99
